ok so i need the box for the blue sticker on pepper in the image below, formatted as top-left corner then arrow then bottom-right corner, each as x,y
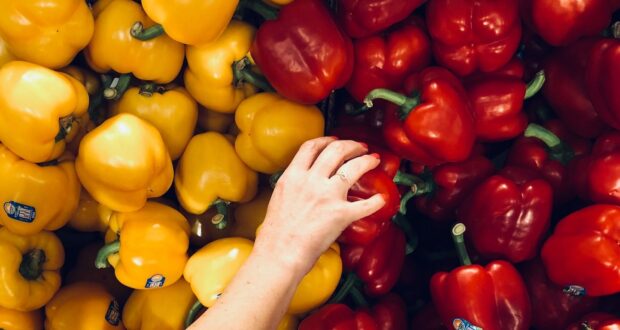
3,201 -> 36,223
145,274 -> 165,288
105,300 -> 121,325
563,285 -> 586,296
453,318 -> 483,330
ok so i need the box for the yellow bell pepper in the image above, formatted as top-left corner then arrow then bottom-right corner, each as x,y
0,35 -> 15,68
235,92 -> 325,174
45,282 -> 125,330
0,61 -> 88,163
184,208 -> 233,248
0,307 -> 43,330
266,0 -> 295,5
67,189 -> 109,233
184,20 -> 258,114
0,0 -> 94,69
60,65 -> 101,96
197,107 -> 235,133
85,0 -> 184,83
230,188 -> 272,240
123,279 -> 195,330
0,145 -> 80,236
96,202 -> 190,290
141,0 -> 238,46
175,132 -> 258,216
111,85 -> 198,160
76,113 -> 174,212
0,228 -> 64,311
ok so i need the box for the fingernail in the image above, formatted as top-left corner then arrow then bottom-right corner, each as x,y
370,153 -> 380,159
359,142 -> 368,149
326,136 -> 339,140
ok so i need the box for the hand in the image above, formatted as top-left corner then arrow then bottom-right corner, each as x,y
254,136 -> 386,275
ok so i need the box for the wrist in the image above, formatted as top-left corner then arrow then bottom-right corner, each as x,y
252,233 -> 317,279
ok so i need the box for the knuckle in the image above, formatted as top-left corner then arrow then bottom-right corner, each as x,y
300,139 -> 319,152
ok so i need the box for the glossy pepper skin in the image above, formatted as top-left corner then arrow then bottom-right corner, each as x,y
251,0 -> 354,104
338,0 -> 425,39
85,0 -> 184,83
0,145 -> 80,235
231,188 -> 272,240
342,222 -> 406,296
345,18 -> 431,103
141,0 -> 238,46
111,86 -> 198,160
426,0 -> 521,76
76,113 -> 174,213
458,166 -> 552,263
381,67 -> 475,165
0,306 -> 42,330
541,205 -> 620,296
45,282 -> 124,330
0,0 -> 94,69
568,313 -> 620,330
0,228 -> 64,311
101,202 -> 190,290
581,131 -> 620,205
431,260 -> 532,330
184,20 -> 257,114
299,293 -> 408,330
123,279 -> 195,330
235,93 -> 325,174
586,39 -> 620,130
67,189 -> 109,233
0,61 -> 88,163
175,132 -> 258,215
0,35 -> 15,67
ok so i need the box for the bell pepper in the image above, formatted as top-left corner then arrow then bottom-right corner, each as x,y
111,85 -> 198,160
519,258 -> 599,330
197,108 -> 235,133
45,282 -> 124,330
184,20 -> 259,114
542,38 -> 607,138
85,0 -> 184,83
568,313 -> 620,330
299,293 -> 408,330
345,17 -> 431,103
0,228 -> 64,311
140,0 -> 237,46
235,93 -> 325,174
67,189 -> 109,233
95,202 -> 190,290
277,314 -> 299,330
431,224 -> 532,330
342,222 -> 406,296
76,113 -> 173,213
184,207 -> 233,248
0,35 -> 15,68
521,0 -> 617,46
541,204 -> 620,296
230,188 -> 272,240
426,0 -> 521,76
0,145 -> 80,235
123,279 -> 195,330
375,67 -> 475,165
457,165 -> 553,263
0,306 -> 42,330
175,131 -> 258,216
579,131 -> 620,205
251,0 -> 354,104
586,38 -> 620,130
0,0 -> 93,69
338,0 -> 425,38
0,61 -> 88,163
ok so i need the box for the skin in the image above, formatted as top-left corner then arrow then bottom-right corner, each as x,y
188,136 -> 385,330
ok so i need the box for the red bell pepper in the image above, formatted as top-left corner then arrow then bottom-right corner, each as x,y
457,165 -> 553,263
337,0 -> 426,38
580,131 -> 620,205
370,67 -> 475,165
586,38 -> 620,130
341,222 -> 406,296
521,0 -> 617,46
425,0 -> 522,76
542,38 -> 607,138
568,313 -> 620,330
345,18 -> 432,103
541,205 -> 620,296
339,168 -> 401,245
430,223 -> 532,330
519,258 -> 599,330
251,0 -> 354,104
299,293 -> 408,330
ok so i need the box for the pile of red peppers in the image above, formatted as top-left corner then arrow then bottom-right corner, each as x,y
248,0 -> 620,328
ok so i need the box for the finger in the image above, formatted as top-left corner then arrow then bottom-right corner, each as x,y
286,136 -> 337,171
341,194 -> 386,225
330,154 -> 380,191
310,140 -> 368,177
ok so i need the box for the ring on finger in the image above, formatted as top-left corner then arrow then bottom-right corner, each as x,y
334,171 -> 350,185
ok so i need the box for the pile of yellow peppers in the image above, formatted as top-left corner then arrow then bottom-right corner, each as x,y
0,0 -> 333,328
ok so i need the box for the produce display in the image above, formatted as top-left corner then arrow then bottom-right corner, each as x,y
1,0 -> 620,329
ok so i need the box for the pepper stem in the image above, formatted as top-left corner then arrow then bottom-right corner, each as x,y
613,22 -> 620,39
103,74 -> 132,100
327,272 -> 358,304
95,240 -> 120,269
349,285 -> 369,308
211,199 -> 230,230
524,123 -> 574,165
524,70 -> 546,99
184,300 -> 205,328
130,22 -> 165,41
452,223 -> 472,266
393,171 -> 434,214
392,213 -> 419,254
233,58 -> 275,93
239,0 -> 279,20
19,249 -> 45,281
580,322 -> 594,330
364,89 -> 420,112
54,115 -> 75,142
139,83 -> 166,97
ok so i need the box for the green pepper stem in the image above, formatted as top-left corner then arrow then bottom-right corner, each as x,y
524,123 -> 574,165
452,223 -> 472,266
19,249 -> 45,281
185,300 -> 205,328
130,22 -> 165,41
394,171 -> 434,214
613,22 -> 620,39
581,322 -> 595,330
103,74 -> 132,100
349,285 -> 369,308
95,240 -> 120,269
233,58 -> 275,93
363,89 -> 420,114
344,103 -> 372,116
392,214 -> 419,254
239,0 -> 279,20
211,199 -> 230,230
327,272 -> 358,304
54,115 -> 75,142
524,70 -> 546,99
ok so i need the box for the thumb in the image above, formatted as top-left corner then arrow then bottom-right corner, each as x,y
342,193 -> 386,226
